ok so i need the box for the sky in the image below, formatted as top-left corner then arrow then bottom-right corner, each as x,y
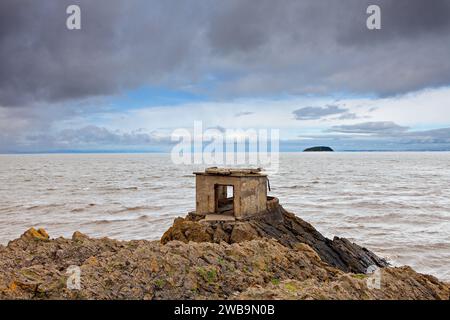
1,0 -> 450,153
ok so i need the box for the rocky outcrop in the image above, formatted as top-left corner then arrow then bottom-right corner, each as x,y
0,229 -> 448,300
20,228 -> 49,241
161,203 -> 388,274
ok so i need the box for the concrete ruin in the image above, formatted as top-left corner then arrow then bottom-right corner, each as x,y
193,167 -> 271,221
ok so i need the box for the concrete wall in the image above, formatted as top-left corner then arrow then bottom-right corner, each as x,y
195,174 -> 267,219
239,176 -> 267,218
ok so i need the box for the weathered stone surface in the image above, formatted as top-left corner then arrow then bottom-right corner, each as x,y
236,266 -> 449,300
162,203 -> 388,274
194,170 -> 268,219
0,229 -> 447,300
230,223 -> 260,243
72,231 -> 89,241
161,218 -> 213,243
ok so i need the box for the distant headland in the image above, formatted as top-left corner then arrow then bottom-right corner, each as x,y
303,146 -> 334,152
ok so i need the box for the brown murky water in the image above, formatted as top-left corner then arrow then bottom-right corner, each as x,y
0,152 -> 449,281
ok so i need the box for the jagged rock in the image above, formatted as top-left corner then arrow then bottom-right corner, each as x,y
20,228 -> 49,241
161,204 -> 388,274
230,223 -> 259,242
235,266 -> 449,300
212,224 -> 230,243
72,231 -> 89,241
161,218 -> 213,243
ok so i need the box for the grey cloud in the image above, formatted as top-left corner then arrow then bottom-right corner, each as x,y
335,112 -> 360,120
293,105 -> 349,120
296,125 -> 450,150
22,126 -> 172,152
327,121 -> 409,134
234,111 -> 254,117
401,127 -> 450,144
0,103 -> 83,151
1,0 -> 450,107
57,126 -> 169,146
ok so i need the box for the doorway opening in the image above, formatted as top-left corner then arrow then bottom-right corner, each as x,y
214,184 -> 234,215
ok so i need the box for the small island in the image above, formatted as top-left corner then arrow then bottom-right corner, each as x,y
303,146 -> 334,152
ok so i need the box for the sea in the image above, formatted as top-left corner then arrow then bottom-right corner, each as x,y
0,152 -> 449,282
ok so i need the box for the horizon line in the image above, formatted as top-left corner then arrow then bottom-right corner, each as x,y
2,150 -> 450,155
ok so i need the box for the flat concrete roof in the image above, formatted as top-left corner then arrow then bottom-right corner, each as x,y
194,167 -> 267,177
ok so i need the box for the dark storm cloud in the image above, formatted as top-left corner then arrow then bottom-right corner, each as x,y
293,105 -> 349,120
1,0 -> 450,106
0,0 -> 208,106
338,0 -> 450,45
327,121 -> 409,134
